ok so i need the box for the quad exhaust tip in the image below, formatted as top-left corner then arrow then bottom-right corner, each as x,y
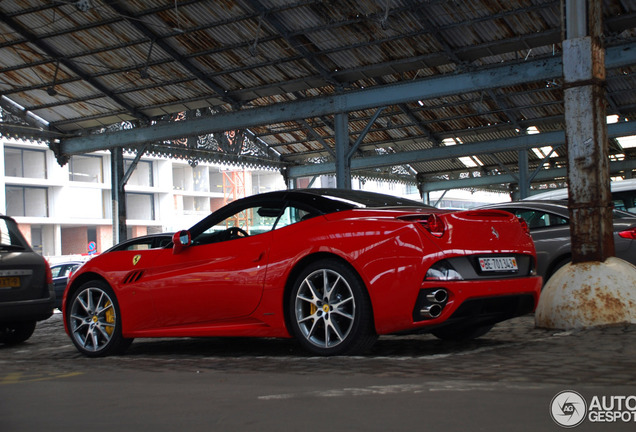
420,304 -> 443,319
426,289 -> 448,304
420,289 -> 448,319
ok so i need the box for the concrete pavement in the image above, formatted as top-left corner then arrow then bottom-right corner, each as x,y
1,313 -> 635,431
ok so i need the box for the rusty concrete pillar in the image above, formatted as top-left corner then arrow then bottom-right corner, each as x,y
536,0 -> 636,329
563,0 -> 614,263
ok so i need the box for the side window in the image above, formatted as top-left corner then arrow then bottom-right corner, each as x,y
612,191 -> 636,214
193,205 -> 282,245
51,266 -> 63,278
274,206 -> 315,230
127,243 -> 151,251
250,206 -> 282,235
52,265 -> 79,278
512,209 -> 568,229
547,213 -> 568,227
614,199 -> 627,212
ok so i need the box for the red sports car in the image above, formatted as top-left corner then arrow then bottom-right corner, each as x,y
63,189 -> 541,357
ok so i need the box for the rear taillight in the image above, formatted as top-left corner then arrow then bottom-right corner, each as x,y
398,213 -> 446,237
518,217 -> 530,236
618,228 -> 636,240
44,260 -> 53,284
425,214 -> 445,237
425,260 -> 462,280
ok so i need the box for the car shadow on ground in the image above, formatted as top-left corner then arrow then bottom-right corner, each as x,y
4,313 -> 542,363
121,333 -> 513,358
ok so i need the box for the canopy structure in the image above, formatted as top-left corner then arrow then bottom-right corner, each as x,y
1,0 -> 635,195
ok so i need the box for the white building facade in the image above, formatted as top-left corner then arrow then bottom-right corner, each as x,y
3,138 -> 473,261
1,137 -> 285,258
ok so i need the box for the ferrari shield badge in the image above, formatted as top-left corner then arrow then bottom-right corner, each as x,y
133,254 -> 141,266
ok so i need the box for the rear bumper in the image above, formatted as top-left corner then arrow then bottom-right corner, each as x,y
0,287 -> 55,323
377,276 -> 542,334
426,293 -> 536,330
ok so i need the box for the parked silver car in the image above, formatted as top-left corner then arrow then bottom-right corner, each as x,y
527,178 -> 636,213
480,200 -> 636,284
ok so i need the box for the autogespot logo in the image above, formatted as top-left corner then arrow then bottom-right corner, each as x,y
550,390 -> 587,428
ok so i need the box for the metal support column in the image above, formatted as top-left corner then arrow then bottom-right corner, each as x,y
334,112 -> 351,189
287,177 -> 297,190
111,148 -> 127,244
563,0 -> 614,263
518,149 -> 530,199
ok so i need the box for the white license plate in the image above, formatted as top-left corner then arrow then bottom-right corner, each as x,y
479,257 -> 518,272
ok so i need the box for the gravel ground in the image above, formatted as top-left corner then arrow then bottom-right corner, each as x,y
2,312 -> 635,387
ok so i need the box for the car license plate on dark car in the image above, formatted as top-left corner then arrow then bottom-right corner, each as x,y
0,276 -> 20,288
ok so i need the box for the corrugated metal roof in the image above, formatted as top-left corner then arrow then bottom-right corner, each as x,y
0,0 -> 635,190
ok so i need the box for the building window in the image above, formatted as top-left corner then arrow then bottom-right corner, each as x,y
69,155 -> 103,183
172,165 -> 187,190
5,186 -> 48,217
124,159 -> 153,187
126,193 -> 155,220
31,227 -> 43,255
4,147 -> 47,179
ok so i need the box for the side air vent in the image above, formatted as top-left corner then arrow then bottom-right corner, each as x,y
123,270 -> 144,284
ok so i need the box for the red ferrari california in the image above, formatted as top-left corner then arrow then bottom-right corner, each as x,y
63,189 -> 541,357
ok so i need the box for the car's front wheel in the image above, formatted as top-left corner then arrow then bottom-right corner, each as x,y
66,280 -> 132,357
0,321 -> 36,345
288,259 -> 376,356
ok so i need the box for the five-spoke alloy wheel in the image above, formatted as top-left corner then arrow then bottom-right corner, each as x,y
67,280 -> 132,357
289,259 -> 376,356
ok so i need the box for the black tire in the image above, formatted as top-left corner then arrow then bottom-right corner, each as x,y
0,321 -> 36,345
288,259 -> 377,356
66,280 -> 133,357
432,323 -> 494,341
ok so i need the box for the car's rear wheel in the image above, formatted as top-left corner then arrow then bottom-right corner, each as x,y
0,321 -> 36,345
67,280 -> 132,357
288,259 -> 376,356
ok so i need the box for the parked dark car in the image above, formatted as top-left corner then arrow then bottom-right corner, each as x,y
0,215 -> 55,345
51,261 -> 83,310
480,200 -> 636,283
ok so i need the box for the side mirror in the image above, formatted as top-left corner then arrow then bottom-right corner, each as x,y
172,230 -> 191,255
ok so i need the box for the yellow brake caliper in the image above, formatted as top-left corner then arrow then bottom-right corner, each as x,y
104,300 -> 115,336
